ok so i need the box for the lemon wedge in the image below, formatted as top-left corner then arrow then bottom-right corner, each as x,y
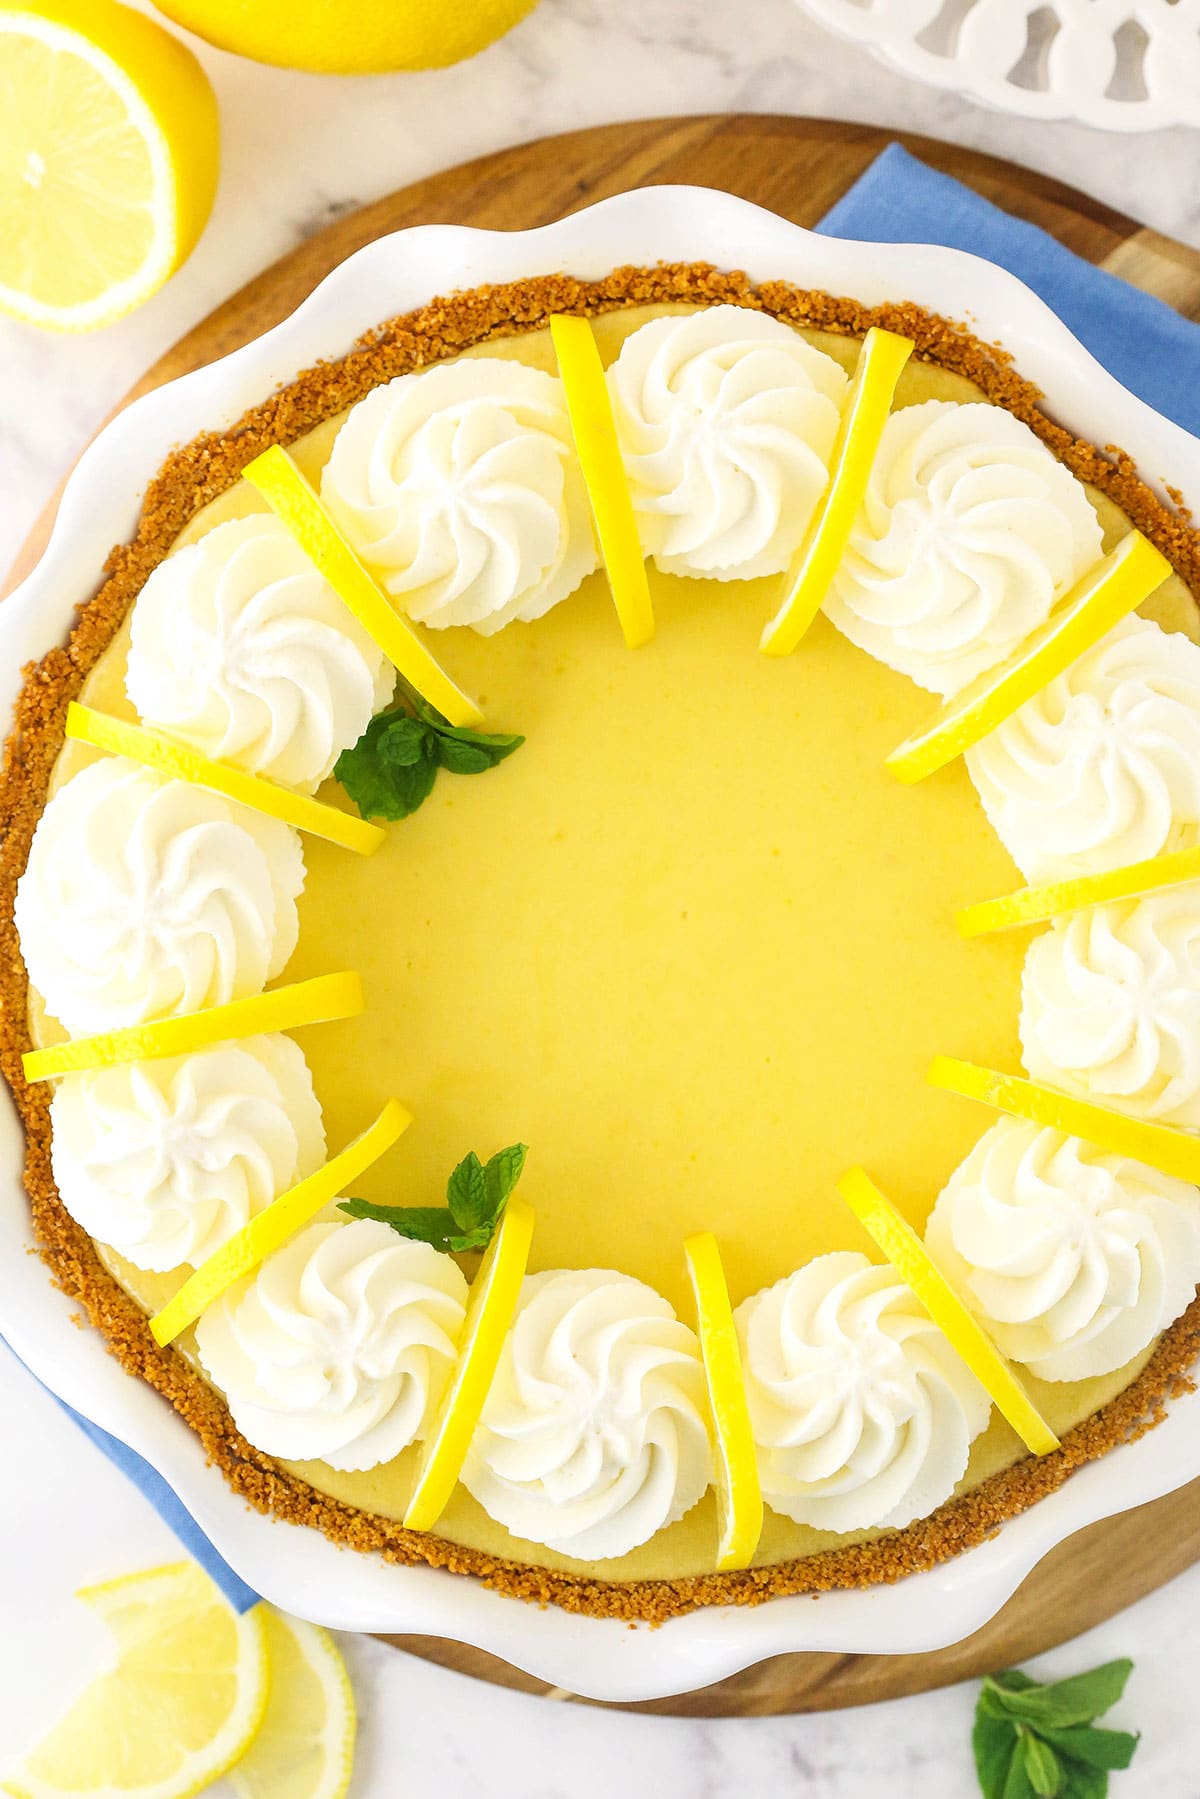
957,844 -> 1200,937
22,972 -> 364,1084
683,1231 -> 763,1571
2,1561 -> 268,1799
65,704 -> 384,855
404,1193 -> 535,1532
550,314 -> 654,649
837,1167 -> 1058,1456
243,447 -> 482,728
759,326 -> 913,657
151,1098 -> 413,1345
229,1610 -> 355,1799
0,0 -> 218,332
929,1056 -> 1200,1185
887,531 -> 1171,782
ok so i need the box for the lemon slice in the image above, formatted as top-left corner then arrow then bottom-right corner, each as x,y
887,531 -> 1171,783
151,1098 -> 413,1345
957,844 -> 1200,937
683,1231 -> 763,1571
929,1055 -> 1200,1184
759,327 -> 914,657
229,1610 -> 355,1799
836,1167 -> 1058,1456
550,314 -> 654,649
0,0 -> 218,332
403,1193 -> 535,1532
243,447 -> 482,728
66,704 -> 384,855
22,972 -> 364,1084
3,1561 -> 268,1799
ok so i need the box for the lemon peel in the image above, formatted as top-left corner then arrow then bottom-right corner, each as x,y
684,1231 -> 763,1571
957,844 -> 1200,937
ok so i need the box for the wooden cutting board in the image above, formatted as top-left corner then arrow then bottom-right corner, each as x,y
9,114 -> 1200,1716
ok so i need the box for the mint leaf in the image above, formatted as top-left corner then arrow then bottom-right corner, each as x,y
987,1662 -> 1132,1731
974,1663 -> 1138,1799
973,1702 -> 1019,1799
1019,1730 -> 1060,1797
337,1199 -> 460,1252
338,1141 -> 528,1255
484,1142 -> 528,1214
435,736 -> 494,774
1038,1726 -> 1138,1772
447,1152 -> 489,1233
377,715 -> 431,767
1001,1749 -> 1038,1799
334,698 -> 523,823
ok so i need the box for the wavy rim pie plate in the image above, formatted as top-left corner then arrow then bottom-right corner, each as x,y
3,185 -> 1200,1705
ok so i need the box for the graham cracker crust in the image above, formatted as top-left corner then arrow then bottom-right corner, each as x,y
2,262 -> 1199,1625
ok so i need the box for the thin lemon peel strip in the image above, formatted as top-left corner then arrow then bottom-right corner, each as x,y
243,445 -> 482,727
684,1231 -> 764,1571
958,845 -> 1200,937
759,326 -> 914,658
65,703 -> 384,855
403,1193 -> 536,1532
151,1098 -> 413,1346
550,314 -> 654,649
929,1055 -> 1200,1185
22,972 -> 365,1083
836,1167 -> 1059,1456
886,530 -> 1171,783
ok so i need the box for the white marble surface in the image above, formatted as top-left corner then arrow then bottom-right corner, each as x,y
3,2 -> 1200,1793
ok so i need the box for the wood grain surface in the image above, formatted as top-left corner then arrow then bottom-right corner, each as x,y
10,114 -> 1200,1715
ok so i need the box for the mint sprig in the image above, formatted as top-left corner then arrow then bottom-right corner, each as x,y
338,1143 -> 528,1252
334,694 -> 523,822
973,1661 -> 1138,1797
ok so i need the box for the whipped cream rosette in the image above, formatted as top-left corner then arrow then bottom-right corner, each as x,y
734,1252 -> 990,1533
126,513 -> 394,793
15,757 -> 304,1037
927,1118 -> 1200,1382
825,400 -> 1102,697
460,1269 -> 713,1559
607,305 -> 848,580
195,1220 -> 468,1471
50,1034 -> 325,1272
320,358 -> 598,634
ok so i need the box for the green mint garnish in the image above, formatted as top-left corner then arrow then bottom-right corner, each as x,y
334,693 -> 523,822
973,1660 -> 1139,1797
338,1143 -> 528,1253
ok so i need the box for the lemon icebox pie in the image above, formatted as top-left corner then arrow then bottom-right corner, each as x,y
4,263 -> 1200,1624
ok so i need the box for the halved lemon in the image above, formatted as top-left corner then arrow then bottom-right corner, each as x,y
887,531 -> 1171,782
957,844 -> 1200,937
404,1193 -> 536,1532
2,1561 -> 268,1799
229,1610 -> 355,1799
0,0 -> 218,332
836,1167 -> 1058,1456
759,326 -> 914,657
684,1231 -> 763,1571
550,314 -> 654,649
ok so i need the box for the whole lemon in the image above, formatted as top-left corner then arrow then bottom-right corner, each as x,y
151,0 -> 540,72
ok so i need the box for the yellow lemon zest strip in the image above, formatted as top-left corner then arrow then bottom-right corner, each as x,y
243,445 -> 482,727
837,1167 -> 1059,1456
759,327 -> 914,657
151,1099 -> 412,1345
65,703 -> 384,855
22,972 -> 365,1084
684,1231 -> 764,1570
929,1056 -> 1200,1184
887,531 -> 1171,783
957,845 -> 1200,937
404,1193 -> 536,1532
550,314 -> 654,648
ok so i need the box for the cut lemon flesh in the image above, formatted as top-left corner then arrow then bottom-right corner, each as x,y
151,1098 -> 413,1345
22,972 -> 364,1083
66,703 -> 384,855
887,531 -> 1171,782
684,1231 -> 763,1571
403,1193 -> 536,1531
229,1610 -> 355,1799
759,327 -> 913,657
550,314 -> 654,648
3,1561 -> 269,1799
929,1056 -> 1200,1185
243,447 -> 482,728
957,844 -> 1200,937
0,0 -> 218,331
837,1167 -> 1058,1456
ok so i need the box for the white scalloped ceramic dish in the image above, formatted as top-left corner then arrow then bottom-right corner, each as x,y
3,185 -> 1200,1704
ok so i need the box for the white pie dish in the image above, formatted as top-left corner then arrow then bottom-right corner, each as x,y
2,183 -> 1199,1705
